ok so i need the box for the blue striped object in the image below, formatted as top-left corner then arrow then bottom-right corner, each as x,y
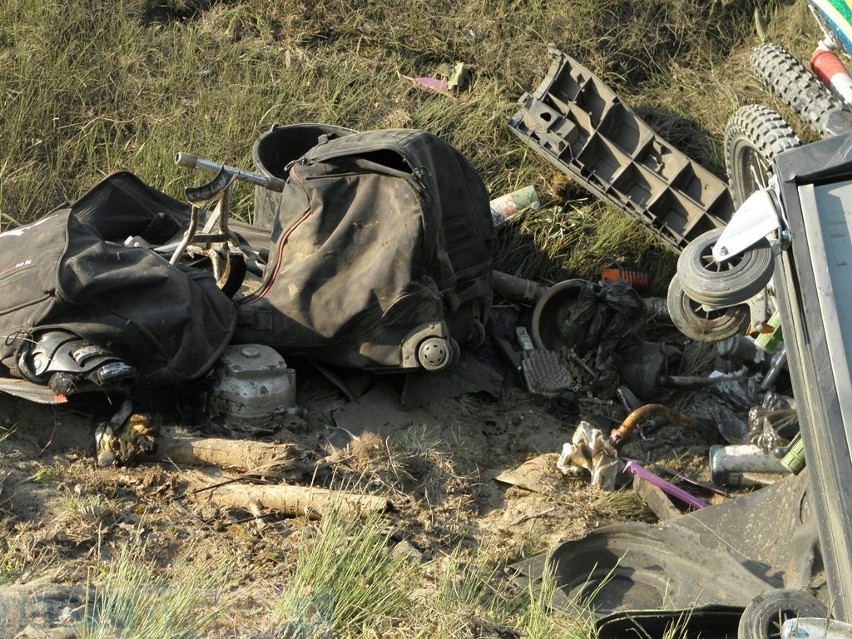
810,0 -> 852,57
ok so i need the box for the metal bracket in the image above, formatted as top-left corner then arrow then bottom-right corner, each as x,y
712,188 -> 783,262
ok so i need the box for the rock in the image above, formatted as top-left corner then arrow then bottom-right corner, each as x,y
391,540 -> 422,564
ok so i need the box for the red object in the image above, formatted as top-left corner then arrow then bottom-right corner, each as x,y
600,267 -> 649,291
811,48 -> 852,104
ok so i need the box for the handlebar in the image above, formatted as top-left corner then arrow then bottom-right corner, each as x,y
175,152 -> 286,192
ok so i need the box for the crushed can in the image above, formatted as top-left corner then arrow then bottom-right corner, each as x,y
490,185 -> 540,228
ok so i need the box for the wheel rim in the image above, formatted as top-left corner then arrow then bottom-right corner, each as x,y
737,143 -> 772,196
765,608 -> 800,639
685,295 -> 730,323
697,239 -> 749,275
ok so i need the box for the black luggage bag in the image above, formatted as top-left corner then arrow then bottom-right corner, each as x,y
235,128 -> 494,372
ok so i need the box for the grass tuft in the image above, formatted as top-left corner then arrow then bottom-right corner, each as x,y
0,523 -> 56,585
77,541 -> 233,639
273,510 -> 420,636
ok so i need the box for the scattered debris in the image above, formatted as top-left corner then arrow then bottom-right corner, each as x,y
95,401 -> 157,467
489,185 -> 540,228
629,473 -> 683,522
515,327 -> 573,398
558,404 -> 698,491
402,74 -> 450,94
710,443 -> 790,487
146,426 -> 303,479
556,421 -> 619,490
508,47 -> 734,253
400,61 -> 473,97
0,68 -> 842,635
599,260 -> 649,292
446,61 -> 472,92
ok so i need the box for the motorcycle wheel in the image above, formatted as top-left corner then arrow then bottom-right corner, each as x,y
677,227 -> 774,307
725,104 -> 800,208
666,276 -> 750,342
751,41 -> 847,140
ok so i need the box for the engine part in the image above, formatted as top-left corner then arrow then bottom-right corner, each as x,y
209,344 -> 297,435
617,341 -> 681,400
718,334 -> 764,369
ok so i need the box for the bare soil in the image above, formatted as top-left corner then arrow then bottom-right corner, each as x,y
0,336 -> 723,636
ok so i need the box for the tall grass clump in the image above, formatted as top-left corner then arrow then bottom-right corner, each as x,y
420,545 -> 513,636
273,510 -> 420,636
517,566 -> 595,639
412,545 -> 595,638
77,541 -> 233,639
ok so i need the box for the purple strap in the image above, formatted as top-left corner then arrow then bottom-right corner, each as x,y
623,460 -> 707,510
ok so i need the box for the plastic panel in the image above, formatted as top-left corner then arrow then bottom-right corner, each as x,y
508,47 -> 735,252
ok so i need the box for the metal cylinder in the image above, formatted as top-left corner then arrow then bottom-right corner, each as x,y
209,344 -> 297,434
710,444 -> 790,487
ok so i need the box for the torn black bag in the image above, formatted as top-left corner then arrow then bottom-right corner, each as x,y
0,179 -> 237,387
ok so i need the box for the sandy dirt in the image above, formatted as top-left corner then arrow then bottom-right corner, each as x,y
0,332 -> 727,636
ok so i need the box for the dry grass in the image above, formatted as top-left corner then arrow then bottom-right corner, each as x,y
0,0 -> 808,288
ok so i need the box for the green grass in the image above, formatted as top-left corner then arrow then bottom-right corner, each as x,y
272,510 -> 421,635
78,541 -> 233,639
0,0 -> 790,288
